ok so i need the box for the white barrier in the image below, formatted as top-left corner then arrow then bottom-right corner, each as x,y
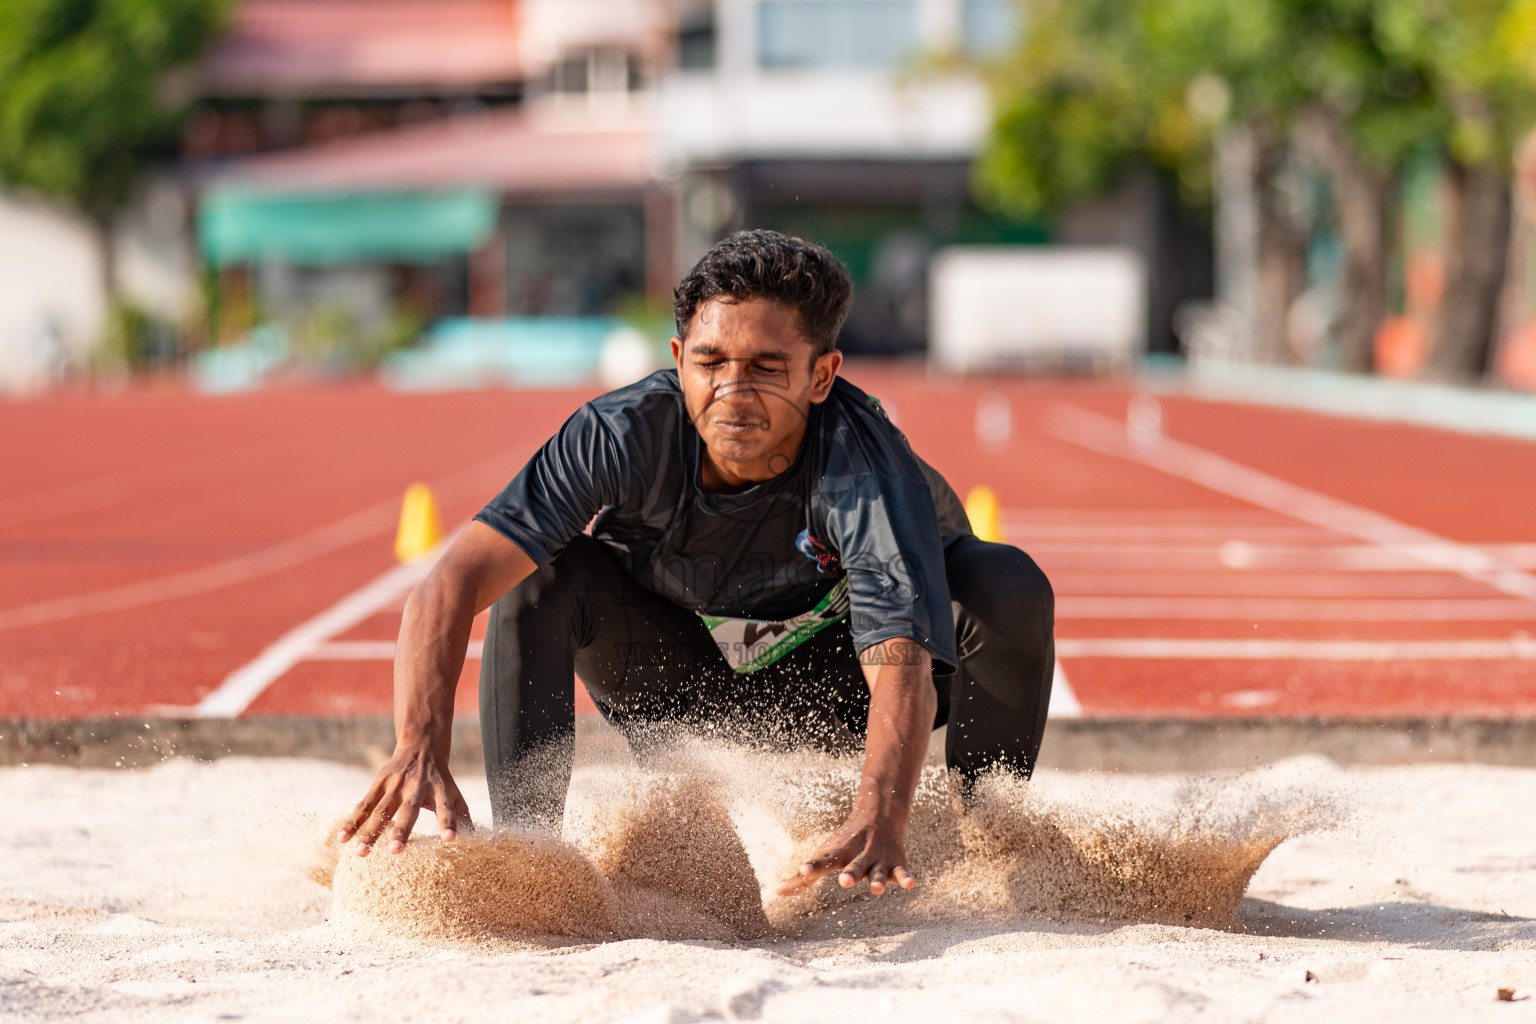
929,246 -> 1146,373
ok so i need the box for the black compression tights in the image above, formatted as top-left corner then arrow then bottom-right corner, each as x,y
478,533 -> 1055,830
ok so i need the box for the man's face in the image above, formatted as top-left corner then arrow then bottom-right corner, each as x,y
670,297 -> 841,487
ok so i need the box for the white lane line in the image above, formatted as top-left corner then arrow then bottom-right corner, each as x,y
1048,404 -> 1536,602
1057,637 -> 1536,660
1059,596 -> 1535,620
307,646 -> 1091,722
1024,542 -> 1310,554
1008,508 -> 1301,523
0,498 -> 400,631
195,542 -> 448,718
304,647 -> 1088,719
0,444 -> 527,632
1019,543 -> 1536,572
309,640 -> 483,660
1006,522 -> 1335,540
1049,659 -> 1081,718
308,640 -> 399,660
1049,572 -> 1487,598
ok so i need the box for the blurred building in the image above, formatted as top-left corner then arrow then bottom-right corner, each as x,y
189,0 -> 1062,356
191,0 -> 669,348
0,0 -> 1197,383
656,0 -> 1042,354
188,2 -> 1069,356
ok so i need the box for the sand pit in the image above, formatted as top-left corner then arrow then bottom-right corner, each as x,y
322,743 -> 1317,943
6,739 -> 1536,1022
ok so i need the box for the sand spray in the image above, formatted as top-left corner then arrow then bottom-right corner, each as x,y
317,738 -> 1334,945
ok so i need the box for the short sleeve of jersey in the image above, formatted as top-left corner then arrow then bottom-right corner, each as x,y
474,403 -> 629,566
824,469 -> 960,676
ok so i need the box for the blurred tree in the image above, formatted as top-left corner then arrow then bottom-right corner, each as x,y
1404,0 -> 1536,379
979,0 -> 1536,378
0,0 -> 229,304
976,0 -> 1189,226
1275,0 -> 1446,373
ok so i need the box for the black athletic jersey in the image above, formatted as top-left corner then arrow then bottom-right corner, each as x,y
475,370 -> 971,672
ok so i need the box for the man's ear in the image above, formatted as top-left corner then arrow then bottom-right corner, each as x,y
670,336 -> 684,368
809,349 -> 842,403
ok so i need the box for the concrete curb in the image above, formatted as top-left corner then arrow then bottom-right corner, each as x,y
6,715 -> 1536,774
1039,717 -> 1536,771
0,716 -> 428,771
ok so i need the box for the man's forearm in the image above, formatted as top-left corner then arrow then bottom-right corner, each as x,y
855,638 -> 936,827
390,522 -> 540,753
341,523 -> 539,854
392,576 -> 474,752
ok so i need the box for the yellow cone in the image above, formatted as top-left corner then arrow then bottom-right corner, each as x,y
964,485 -> 1003,544
395,482 -> 443,562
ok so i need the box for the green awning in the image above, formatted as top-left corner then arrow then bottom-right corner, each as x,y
198,189 -> 498,267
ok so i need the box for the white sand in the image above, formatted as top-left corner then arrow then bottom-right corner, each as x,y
6,746 -> 1536,1023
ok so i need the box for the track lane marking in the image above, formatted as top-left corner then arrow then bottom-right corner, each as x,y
1046,573 -> 1489,598
1003,522 -> 1335,540
1057,636 -> 1536,660
0,446 -> 527,631
0,499 -> 400,631
1047,404 -> 1536,602
195,539 -> 451,718
310,640 -> 483,660
1049,660 -> 1081,718
1014,540 -> 1536,570
296,646 -> 1087,721
1058,596 -> 1536,620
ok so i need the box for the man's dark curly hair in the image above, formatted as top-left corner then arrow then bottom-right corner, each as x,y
673,229 -> 853,356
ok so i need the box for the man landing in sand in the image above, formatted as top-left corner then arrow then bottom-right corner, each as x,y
341,230 -> 1056,897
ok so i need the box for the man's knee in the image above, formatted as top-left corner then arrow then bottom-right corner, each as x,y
497,533 -> 610,614
947,537 -> 1053,621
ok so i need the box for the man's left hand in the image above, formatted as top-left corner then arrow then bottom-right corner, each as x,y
772,812 -> 916,896
773,636 -> 932,899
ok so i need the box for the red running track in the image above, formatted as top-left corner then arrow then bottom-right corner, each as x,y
2,369 -> 1534,721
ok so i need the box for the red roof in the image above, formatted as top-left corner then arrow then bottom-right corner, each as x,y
203,0 -> 522,95
215,107 -> 656,196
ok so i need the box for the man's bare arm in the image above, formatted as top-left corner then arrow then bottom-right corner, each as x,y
339,521 -> 537,856
774,637 -> 935,896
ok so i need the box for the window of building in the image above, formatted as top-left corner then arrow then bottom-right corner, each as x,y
960,0 -> 1018,58
547,48 -> 643,96
757,1 -> 916,70
677,10 -> 717,70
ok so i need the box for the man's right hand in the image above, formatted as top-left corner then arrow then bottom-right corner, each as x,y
339,523 -> 535,856
338,740 -> 472,856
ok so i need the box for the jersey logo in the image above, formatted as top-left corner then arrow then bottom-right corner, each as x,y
743,620 -> 788,646
796,528 -> 840,574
